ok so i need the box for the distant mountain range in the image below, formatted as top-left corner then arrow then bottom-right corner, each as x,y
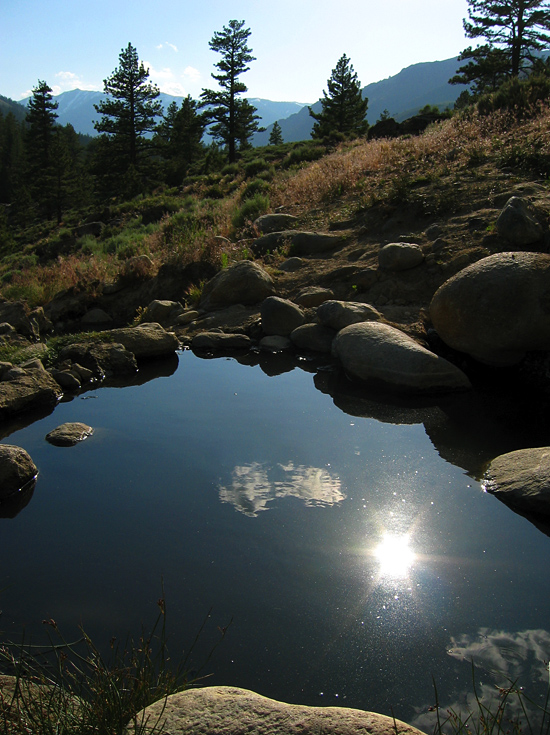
4,55 -> 468,144
253,56 -> 467,145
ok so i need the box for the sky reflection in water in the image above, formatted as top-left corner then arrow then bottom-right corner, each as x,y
1,351 -> 550,723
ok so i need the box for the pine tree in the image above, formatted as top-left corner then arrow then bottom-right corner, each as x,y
94,43 -> 162,195
452,0 -> 550,91
309,55 -> 369,141
25,80 -> 59,219
156,96 -> 205,184
200,20 -> 259,162
269,120 -> 283,145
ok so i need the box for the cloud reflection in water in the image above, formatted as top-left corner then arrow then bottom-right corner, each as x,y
219,461 -> 345,516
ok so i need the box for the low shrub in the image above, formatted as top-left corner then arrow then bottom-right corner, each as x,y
231,193 -> 270,230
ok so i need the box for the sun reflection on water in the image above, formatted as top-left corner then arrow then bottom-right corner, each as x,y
374,533 -> 416,578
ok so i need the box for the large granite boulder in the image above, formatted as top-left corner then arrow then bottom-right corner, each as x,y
260,296 -> 305,336
131,686 -> 428,735
200,261 -> 275,311
496,196 -> 543,246
333,322 -> 471,392
0,445 -> 37,500
108,323 -> 179,359
485,447 -> 550,517
0,370 -> 62,419
317,300 -> 382,331
430,252 -> 550,365
378,243 -> 424,271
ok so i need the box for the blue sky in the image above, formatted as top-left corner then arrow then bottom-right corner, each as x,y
2,0 -> 470,103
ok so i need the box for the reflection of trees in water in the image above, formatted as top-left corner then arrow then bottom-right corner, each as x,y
219,461 -> 345,516
412,628 -> 550,734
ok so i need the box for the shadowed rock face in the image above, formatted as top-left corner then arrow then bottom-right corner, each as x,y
133,686 -> 429,735
430,252 -> 550,366
200,261 -> 275,311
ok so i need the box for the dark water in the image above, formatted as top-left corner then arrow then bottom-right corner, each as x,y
1,349 -> 550,727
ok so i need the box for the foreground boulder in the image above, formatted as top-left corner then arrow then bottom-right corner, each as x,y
485,447 -> 550,517
333,322 -> 471,392
200,261 -> 275,311
108,323 -> 179,359
132,686 -> 428,735
0,445 -> 37,500
431,252 -> 550,365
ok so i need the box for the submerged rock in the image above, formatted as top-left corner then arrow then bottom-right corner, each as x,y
0,445 -> 38,500
132,686 -> 428,735
333,322 -> 471,393
45,422 -> 94,447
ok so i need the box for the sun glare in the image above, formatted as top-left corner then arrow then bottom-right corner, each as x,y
374,533 -> 416,578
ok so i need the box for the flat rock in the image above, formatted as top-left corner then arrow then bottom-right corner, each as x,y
132,686 -> 428,735
108,323 -> 179,359
333,322 -> 471,393
0,371 -> 62,419
317,300 -> 382,331
0,445 -> 38,500
259,335 -> 292,352
191,332 -> 252,350
291,231 -> 346,256
45,422 -> 94,447
254,213 -> 299,234
59,342 -> 137,376
294,287 -> 334,307
485,447 -> 550,517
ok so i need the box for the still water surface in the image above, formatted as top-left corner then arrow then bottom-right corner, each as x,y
1,350 -> 550,726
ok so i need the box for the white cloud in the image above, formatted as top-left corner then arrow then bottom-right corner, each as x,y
156,42 -> 178,52
183,66 -> 201,82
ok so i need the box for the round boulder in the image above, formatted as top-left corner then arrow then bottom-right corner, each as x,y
0,445 -> 38,500
484,447 -> 550,517
134,686 -> 428,735
45,422 -> 94,447
379,242 -> 424,271
261,296 -> 305,336
430,252 -> 550,365
290,323 -> 336,353
333,322 -> 471,392
200,261 -> 275,311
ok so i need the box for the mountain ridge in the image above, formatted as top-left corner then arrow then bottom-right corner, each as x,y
6,55 -> 468,143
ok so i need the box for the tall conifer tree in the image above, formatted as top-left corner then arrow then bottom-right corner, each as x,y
309,55 -> 369,141
25,80 -> 58,219
452,0 -> 550,91
200,20 -> 260,162
94,43 -> 162,195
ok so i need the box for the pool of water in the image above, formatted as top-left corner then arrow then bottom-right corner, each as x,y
1,349 -> 550,726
